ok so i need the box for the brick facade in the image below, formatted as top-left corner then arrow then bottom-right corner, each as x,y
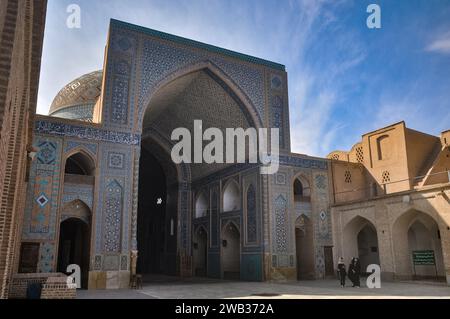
0,0 -> 47,298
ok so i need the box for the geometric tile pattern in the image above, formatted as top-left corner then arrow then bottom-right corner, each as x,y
275,172 -> 287,185
269,72 -> 286,149
36,193 -> 49,207
108,152 -> 124,169
37,141 -> 57,164
120,255 -> 128,270
273,194 -> 288,253
103,179 -> 123,252
23,137 -> 62,240
137,33 -> 266,127
315,174 -> 327,189
246,184 -> 257,243
271,74 -> 283,90
94,255 -> 102,270
111,76 -> 129,125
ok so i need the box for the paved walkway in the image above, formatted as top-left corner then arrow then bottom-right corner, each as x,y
77,276 -> 450,299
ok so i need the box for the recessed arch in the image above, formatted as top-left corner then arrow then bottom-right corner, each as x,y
60,199 -> 91,223
292,174 -> 311,201
294,214 -> 314,279
193,225 -> 208,277
392,209 -> 445,279
64,149 -> 96,176
222,179 -> 240,212
57,212 -> 91,289
140,60 -> 263,132
195,191 -> 209,218
342,215 -> 380,270
221,220 -> 240,280
377,134 -> 390,160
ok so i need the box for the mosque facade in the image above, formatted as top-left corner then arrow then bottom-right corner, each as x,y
18,19 -> 332,289
2,14 -> 449,295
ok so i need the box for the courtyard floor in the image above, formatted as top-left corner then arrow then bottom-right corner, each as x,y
77,275 -> 450,299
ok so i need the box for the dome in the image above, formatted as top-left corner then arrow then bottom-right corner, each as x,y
49,70 -> 102,121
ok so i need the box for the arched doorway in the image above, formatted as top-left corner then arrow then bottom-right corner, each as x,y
393,209 -> 445,280
293,176 -> 314,279
343,216 -> 380,273
137,146 -> 178,276
59,151 -> 94,289
57,217 -> 90,288
222,222 -> 240,280
139,65 -> 262,280
393,210 -> 445,280
357,224 -> 380,272
193,226 -> 208,277
295,215 -> 314,279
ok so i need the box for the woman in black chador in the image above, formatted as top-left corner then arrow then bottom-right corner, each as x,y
337,257 -> 347,288
348,257 -> 361,287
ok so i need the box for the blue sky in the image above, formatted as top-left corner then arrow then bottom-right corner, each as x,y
37,0 -> 450,157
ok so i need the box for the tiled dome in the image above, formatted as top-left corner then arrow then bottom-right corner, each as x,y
49,70 -> 102,121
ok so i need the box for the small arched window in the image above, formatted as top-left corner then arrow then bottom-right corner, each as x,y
223,181 -> 240,212
195,192 -> 208,218
294,179 -> 303,196
65,152 -> 95,176
293,177 -> 311,202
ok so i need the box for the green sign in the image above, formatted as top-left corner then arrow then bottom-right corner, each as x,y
412,250 -> 435,265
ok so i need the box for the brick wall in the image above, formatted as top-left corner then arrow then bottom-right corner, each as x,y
0,0 -> 47,299
40,276 -> 77,299
8,273 -> 76,299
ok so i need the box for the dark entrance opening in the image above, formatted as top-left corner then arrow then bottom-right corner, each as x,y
193,227 -> 207,277
57,218 -> 90,288
137,147 -> 177,276
295,215 -> 314,280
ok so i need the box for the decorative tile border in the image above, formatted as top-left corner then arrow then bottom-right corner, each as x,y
35,120 -> 140,145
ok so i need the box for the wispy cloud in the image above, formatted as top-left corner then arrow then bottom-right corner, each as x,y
285,0 -> 365,156
425,31 -> 450,54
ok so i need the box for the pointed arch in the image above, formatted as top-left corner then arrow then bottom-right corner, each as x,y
221,220 -> 241,280
222,179 -> 240,212
140,60 -> 263,131
63,149 -> 96,176
294,214 -> 314,279
392,209 -> 445,279
222,219 -> 240,234
195,191 -> 209,218
60,199 -> 91,224
292,173 -> 311,202
342,215 -> 380,270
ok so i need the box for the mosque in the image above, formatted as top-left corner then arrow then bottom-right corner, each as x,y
1,8 -> 449,296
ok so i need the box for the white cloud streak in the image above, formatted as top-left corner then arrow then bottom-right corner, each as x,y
426,31 -> 450,54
